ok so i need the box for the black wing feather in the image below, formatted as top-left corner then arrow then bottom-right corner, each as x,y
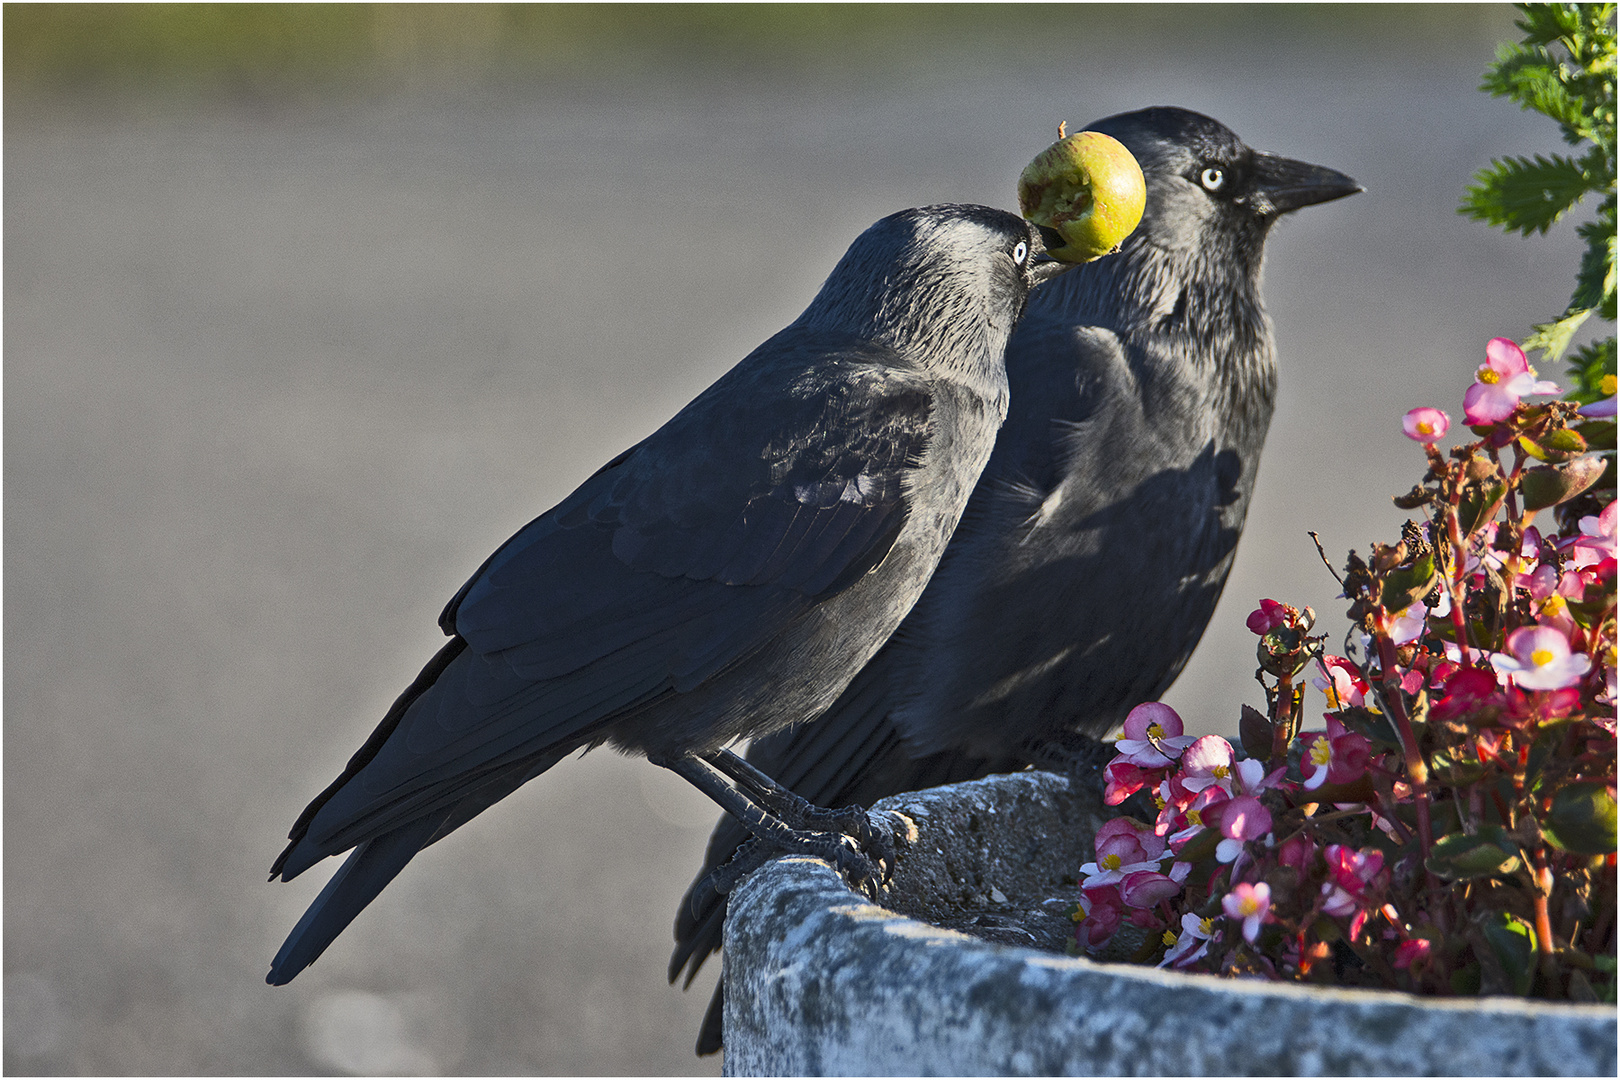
274,335 -> 935,889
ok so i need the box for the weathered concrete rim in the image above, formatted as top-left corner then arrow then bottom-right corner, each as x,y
722,771 -> 1618,1077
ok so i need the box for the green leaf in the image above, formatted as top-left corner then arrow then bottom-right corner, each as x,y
1430,744 -> 1487,786
1337,705 -> 1401,751
1538,781 -> 1618,855
1238,704 -> 1272,761
1481,43 -> 1589,133
1519,456 -> 1607,509
1517,426 -> 1589,462
1426,827 -> 1522,880
1567,337 -> 1617,401
1483,910 -> 1537,996
1461,154 -> 1593,234
1513,3 -> 1584,47
1379,552 -> 1438,613
1523,308 -> 1593,362
1573,200 -> 1618,314
1458,480 -> 1509,534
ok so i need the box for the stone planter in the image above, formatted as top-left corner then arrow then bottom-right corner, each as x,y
722,771 -> 1617,1076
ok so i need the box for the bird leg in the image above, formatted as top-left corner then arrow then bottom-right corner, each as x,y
701,749 -> 896,870
654,753 -> 889,899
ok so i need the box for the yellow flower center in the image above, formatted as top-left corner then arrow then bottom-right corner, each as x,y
1152,792 -> 1167,809
1213,765 -> 1230,780
1147,722 -> 1166,740
1530,648 -> 1555,668
1477,367 -> 1500,385
1310,739 -> 1334,767
1186,810 -> 1203,827
1603,374 -> 1618,396
1236,894 -> 1262,917
1162,929 -> 1179,947
1101,853 -> 1122,871
1416,420 -> 1436,435
1199,917 -> 1215,936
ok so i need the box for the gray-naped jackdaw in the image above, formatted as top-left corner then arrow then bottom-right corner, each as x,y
671,107 -> 1362,1054
265,203 -> 1070,985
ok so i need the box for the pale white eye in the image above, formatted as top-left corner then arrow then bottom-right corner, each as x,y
1012,240 -> 1029,264
1200,167 -> 1226,192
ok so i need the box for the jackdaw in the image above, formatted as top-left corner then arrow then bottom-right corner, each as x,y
670,107 -> 1362,1053
264,203 -> 1073,985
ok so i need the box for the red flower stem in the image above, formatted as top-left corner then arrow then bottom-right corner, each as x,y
1530,845 -> 1559,978
1374,631 -> 1439,894
1440,504 -> 1474,661
1270,671 -> 1295,764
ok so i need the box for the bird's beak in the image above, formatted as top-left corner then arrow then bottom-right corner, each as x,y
1248,152 -> 1363,216
1029,252 -> 1074,285
1028,224 -> 1077,285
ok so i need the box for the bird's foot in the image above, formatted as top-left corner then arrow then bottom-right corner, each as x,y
694,808 -> 907,905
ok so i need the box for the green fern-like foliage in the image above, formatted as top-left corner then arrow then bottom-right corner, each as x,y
1461,2 -> 1616,401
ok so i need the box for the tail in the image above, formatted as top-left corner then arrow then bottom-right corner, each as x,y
266,806 -> 452,985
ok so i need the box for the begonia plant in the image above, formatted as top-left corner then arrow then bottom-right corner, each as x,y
1069,4 -> 1617,1004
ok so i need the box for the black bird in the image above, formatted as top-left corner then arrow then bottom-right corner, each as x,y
263,203 -> 1071,985
670,107 -> 1362,1053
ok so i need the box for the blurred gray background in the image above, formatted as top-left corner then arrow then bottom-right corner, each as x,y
5,4 -> 1604,1074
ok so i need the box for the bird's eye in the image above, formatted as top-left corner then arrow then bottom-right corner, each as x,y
1011,240 -> 1029,265
1200,167 -> 1226,192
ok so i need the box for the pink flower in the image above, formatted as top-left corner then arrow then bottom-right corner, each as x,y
1230,757 -> 1284,797
1324,845 -> 1385,893
1213,795 -> 1273,863
1490,625 -> 1592,691
1402,407 -> 1450,443
1526,563 -> 1559,601
1120,868 -> 1186,909
1113,702 -> 1196,767
1570,503 -> 1617,569
1393,938 -> 1433,971
1075,884 -> 1124,951
1386,602 -> 1430,647
1246,598 -> 1295,634
1159,912 -> 1214,968
1160,785 -> 1231,849
1223,881 -> 1272,943
1299,715 -> 1372,791
1177,735 -> 1236,794
1277,832 -> 1314,871
1481,523 -> 1542,576
1430,666 -> 1504,722
1321,844 -> 1387,934
1463,338 -> 1560,424
1080,817 -> 1166,887
1101,759 -> 1152,806
1313,656 -> 1368,710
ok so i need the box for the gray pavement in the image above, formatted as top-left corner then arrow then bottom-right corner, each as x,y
4,9 -> 1600,1074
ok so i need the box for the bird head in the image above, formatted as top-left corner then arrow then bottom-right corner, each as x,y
800,204 -> 1070,373
1081,106 -> 1362,264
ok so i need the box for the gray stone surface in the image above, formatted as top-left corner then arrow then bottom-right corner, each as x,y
723,773 -> 1618,1077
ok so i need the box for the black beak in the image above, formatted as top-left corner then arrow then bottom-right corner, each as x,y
1029,252 -> 1074,285
1028,224 -> 1077,284
1248,151 -> 1363,216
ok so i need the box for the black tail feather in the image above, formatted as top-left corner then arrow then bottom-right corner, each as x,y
266,806 -> 452,985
